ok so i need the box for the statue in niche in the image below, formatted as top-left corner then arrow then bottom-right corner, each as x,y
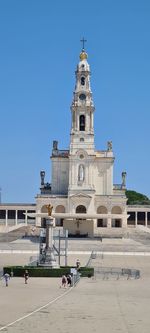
122,172 -> 127,187
107,141 -> 112,151
78,164 -> 84,182
46,204 -> 53,216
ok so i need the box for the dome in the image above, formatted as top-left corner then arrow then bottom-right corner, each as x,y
79,50 -> 88,61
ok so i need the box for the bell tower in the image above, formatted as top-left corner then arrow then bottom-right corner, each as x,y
70,41 -> 95,154
69,41 -> 96,195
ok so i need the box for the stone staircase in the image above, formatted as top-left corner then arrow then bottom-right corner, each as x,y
94,227 -> 128,238
0,226 -> 38,243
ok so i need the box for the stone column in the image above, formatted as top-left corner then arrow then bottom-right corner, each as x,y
15,210 -> 18,226
135,211 -> 137,227
145,212 -> 148,227
36,210 -> 41,227
107,217 -> 112,228
77,115 -> 79,131
43,218 -> 58,267
25,210 -> 28,225
121,217 -> 126,228
6,210 -> 8,227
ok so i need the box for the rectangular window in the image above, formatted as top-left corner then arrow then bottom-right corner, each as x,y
8,210 -> 15,219
17,210 -> 25,220
137,212 -> 145,225
97,219 -> 103,227
0,210 -> 6,219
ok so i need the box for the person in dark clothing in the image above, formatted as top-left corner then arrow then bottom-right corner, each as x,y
67,274 -> 72,287
24,270 -> 29,284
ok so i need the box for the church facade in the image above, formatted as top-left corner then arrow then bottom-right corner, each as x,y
35,47 -> 129,237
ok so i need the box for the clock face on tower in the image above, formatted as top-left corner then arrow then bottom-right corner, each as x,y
79,93 -> 86,101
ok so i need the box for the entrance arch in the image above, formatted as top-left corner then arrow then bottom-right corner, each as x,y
75,205 -> 87,236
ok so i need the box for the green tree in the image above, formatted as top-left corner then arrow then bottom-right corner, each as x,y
126,190 -> 150,205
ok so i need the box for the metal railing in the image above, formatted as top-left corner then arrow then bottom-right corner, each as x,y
71,272 -> 81,286
94,267 -> 140,280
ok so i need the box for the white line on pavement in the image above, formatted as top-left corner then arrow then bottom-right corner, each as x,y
0,287 -> 73,331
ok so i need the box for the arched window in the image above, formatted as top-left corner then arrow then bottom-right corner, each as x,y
111,206 -> 122,214
80,115 -> 85,131
55,205 -> 65,213
81,76 -> 85,85
97,206 -> 108,214
76,205 -> 86,213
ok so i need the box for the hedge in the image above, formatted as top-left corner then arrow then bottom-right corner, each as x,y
3,266 -> 94,278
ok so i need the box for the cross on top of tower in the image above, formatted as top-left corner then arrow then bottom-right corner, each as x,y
80,37 -> 87,50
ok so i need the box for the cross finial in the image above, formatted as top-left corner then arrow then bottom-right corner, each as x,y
80,37 -> 87,50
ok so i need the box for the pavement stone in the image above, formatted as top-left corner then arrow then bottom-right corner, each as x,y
0,235 -> 150,332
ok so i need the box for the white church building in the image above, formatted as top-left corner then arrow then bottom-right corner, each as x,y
35,46 -> 129,237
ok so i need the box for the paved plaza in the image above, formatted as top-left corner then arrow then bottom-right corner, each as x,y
0,236 -> 150,332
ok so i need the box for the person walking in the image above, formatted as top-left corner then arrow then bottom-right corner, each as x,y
3,273 -> 10,287
61,275 -> 67,288
76,259 -> 80,270
24,270 -> 29,284
67,274 -> 72,287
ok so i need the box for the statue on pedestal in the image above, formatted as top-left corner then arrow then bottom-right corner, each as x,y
107,141 -> 112,151
46,204 -> 53,216
53,140 -> 58,150
40,171 -> 45,186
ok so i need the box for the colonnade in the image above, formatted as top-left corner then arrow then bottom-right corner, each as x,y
0,205 -> 150,228
134,211 -> 149,227
0,205 -> 36,227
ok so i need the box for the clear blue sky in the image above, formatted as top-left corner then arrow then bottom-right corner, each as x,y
0,0 -> 150,203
